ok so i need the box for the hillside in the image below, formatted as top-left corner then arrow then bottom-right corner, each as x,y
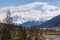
37,15 -> 60,28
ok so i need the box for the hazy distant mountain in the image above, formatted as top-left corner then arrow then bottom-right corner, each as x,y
21,20 -> 44,27
37,15 -> 60,28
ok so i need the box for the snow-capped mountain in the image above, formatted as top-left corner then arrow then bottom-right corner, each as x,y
0,2 -> 60,26
13,15 -> 26,24
21,20 -> 44,27
12,15 -> 46,25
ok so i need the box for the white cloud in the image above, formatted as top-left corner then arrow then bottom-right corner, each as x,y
0,2 -> 60,24
42,4 -> 58,10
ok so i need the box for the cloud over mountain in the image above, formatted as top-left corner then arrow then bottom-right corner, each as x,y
0,2 -> 60,24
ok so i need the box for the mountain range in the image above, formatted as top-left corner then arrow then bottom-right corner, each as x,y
13,15 -> 46,27
37,15 -> 60,28
21,20 -> 44,27
14,14 -> 60,28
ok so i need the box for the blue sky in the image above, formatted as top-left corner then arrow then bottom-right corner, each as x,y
0,0 -> 60,8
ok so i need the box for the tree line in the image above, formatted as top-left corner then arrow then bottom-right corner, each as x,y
0,23 -> 45,40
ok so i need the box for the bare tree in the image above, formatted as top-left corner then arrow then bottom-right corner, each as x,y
3,9 -> 13,24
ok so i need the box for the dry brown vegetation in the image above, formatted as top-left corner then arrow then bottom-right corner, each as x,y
0,23 -> 60,40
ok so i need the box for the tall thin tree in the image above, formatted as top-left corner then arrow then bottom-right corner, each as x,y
3,9 -> 13,24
